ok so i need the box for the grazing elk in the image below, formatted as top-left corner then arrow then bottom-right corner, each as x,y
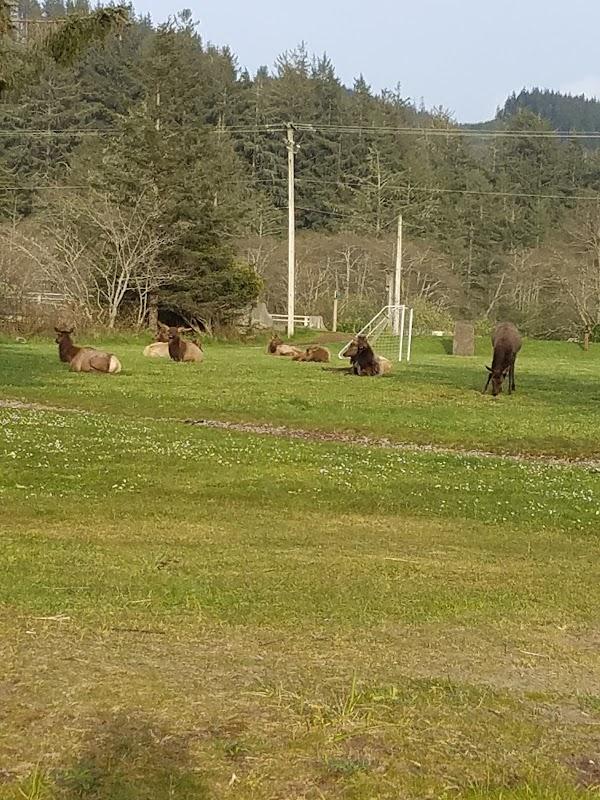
54,328 -> 122,374
483,322 -> 522,396
143,323 -> 170,358
167,327 -> 204,363
267,334 -> 302,358
341,335 -> 392,376
293,345 -> 331,363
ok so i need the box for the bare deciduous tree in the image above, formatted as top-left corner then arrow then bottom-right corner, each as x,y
3,191 -> 176,328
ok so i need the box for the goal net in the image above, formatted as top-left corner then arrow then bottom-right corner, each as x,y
338,304 -> 414,362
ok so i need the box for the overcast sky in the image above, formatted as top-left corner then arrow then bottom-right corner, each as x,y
133,0 -> 600,122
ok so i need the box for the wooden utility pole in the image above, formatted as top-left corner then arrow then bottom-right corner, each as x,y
332,291 -> 339,333
385,271 -> 393,328
392,214 -> 403,334
286,123 -> 296,338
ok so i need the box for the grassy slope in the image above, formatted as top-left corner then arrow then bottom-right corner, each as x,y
2,335 -> 600,458
1,340 -> 600,798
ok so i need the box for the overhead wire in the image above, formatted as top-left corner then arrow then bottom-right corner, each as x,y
3,122 -> 600,139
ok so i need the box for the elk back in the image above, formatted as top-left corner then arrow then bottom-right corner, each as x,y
143,342 -> 170,358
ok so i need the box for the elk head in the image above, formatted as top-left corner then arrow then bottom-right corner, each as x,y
155,322 -> 170,343
341,337 -> 359,359
54,327 -> 74,344
268,334 -> 283,353
486,365 -> 508,397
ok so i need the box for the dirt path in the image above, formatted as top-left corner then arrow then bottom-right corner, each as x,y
183,417 -> 600,471
2,397 -> 600,471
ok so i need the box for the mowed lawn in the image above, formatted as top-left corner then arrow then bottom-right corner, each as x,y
1,337 -> 600,799
4,333 -> 600,458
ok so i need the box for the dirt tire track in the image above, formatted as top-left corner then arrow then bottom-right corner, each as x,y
2,398 -> 598,471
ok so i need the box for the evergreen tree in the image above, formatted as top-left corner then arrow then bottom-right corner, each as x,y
72,16 -> 260,326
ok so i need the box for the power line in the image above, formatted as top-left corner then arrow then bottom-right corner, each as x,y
0,129 -> 120,137
294,122 -> 600,140
2,179 -> 600,203
4,122 -> 600,140
0,185 -> 90,190
254,174 -> 600,202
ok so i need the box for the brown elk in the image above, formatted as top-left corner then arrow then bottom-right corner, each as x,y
167,327 -> 204,363
267,333 -> 302,358
341,335 -> 391,376
54,328 -> 122,374
483,322 -> 522,396
143,323 -> 170,358
267,334 -> 282,354
293,345 -> 331,363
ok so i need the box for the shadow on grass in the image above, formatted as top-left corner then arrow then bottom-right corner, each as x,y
0,347 -> 60,389
52,711 -> 209,800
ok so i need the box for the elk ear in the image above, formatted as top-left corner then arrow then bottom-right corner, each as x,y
485,365 -> 492,372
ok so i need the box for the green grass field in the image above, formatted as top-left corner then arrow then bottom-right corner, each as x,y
1,334 -> 600,799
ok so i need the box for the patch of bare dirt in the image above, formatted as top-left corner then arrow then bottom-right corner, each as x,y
183,417 -> 600,471
569,755 -> 600,789
3,397 -> 600,470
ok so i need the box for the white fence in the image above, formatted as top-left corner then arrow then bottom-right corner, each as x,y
23,291 -> 66,307
270,314 -> 325,331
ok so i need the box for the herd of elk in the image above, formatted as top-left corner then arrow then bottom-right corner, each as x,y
52,319 -> 525,397
142,323 -> 204,362
483,322 -> 522,397
267,335 -> 331,363
54,328 -> 122,374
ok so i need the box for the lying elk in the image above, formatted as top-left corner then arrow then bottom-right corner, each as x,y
54,328 -> 122,374
341,335 -> 392,376
143,323 -> 170,358
483,322 -> 522,396
167,327 -> 204,363
267,334 -> 302,358
293,345 -> 331,363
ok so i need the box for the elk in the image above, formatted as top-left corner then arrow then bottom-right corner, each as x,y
167,327 -> 204,363
54,328 -> 122,374
293,345 -> 331,363
483,322 -> 522,396
267,334 -> 303,358
143,323 -> 170,358
341,335 -> 392,376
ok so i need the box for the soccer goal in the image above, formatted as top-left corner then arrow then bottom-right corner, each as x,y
338,304 -> 414,362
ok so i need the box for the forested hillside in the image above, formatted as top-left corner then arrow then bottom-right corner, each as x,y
3,2 -> 600,335
498,88 -> 600,134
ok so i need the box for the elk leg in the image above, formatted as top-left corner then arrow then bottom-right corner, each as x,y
482,373 -> 492,394
510,359 -> 516,393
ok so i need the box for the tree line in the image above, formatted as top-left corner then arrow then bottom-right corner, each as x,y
2,2 -> 600,336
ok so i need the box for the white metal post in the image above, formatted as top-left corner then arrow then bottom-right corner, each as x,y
286,123 -> 296,338
398,304 -> 406,361
392,214 -> 402,334
406,307 -> 414,362
332,292 -> 339,332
